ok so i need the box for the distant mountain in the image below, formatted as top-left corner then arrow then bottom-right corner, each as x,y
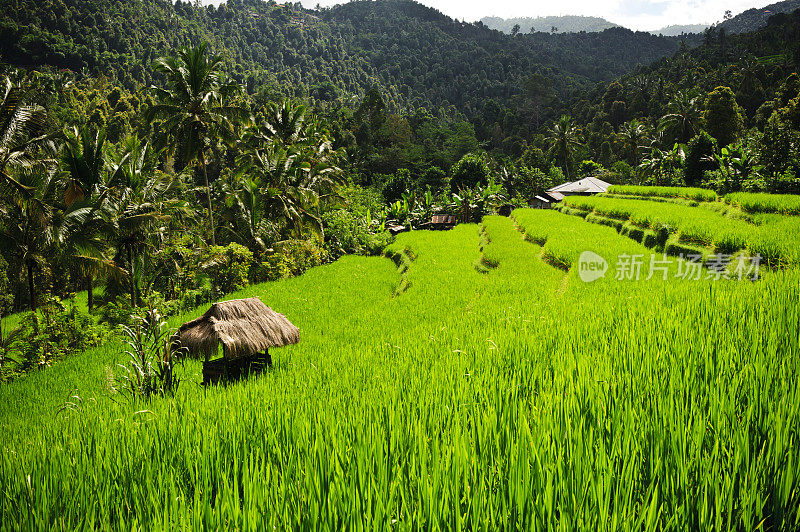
483,0 -> 800,39
649,24 -> 709,36
480,15 -> 619,34
719,0 -> 800,33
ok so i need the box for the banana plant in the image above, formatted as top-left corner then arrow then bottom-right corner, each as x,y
388,200 -> 409,225
706,141 -> 763,191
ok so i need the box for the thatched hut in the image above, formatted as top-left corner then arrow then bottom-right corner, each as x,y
175,297 -> 299,383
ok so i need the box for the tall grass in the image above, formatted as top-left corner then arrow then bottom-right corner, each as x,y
0,218 -> 798,529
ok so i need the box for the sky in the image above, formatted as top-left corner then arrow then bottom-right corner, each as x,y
292,0 -> 772,31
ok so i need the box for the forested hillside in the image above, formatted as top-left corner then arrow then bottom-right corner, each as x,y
538,8 -> 800,192
572,8 -> 800,137
719,0 -> 800,33
0,0 -> 685,113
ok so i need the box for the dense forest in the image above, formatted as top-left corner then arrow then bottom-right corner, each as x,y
719,0 -> 800,33
0,0 -> 687,113
557,9 -> 800,191
1,0 -> 800,380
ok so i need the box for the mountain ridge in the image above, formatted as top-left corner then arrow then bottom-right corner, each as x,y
480,15 -> 619,34
0,0 -> 687,116
481,0 -> 800,37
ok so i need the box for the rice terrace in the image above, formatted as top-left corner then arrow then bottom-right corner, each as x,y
1,191 -> 798,528
3,0 -> 800,528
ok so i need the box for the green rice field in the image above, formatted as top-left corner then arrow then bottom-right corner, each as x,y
607,185 -> 719,202
725,192 -> 800,216
561,195 -> 800,267
0,203 -> 798,529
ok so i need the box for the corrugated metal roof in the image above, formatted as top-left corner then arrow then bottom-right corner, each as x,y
547,176 -> 612,194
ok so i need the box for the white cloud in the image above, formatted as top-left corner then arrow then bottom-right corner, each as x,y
297,0 -> 773,31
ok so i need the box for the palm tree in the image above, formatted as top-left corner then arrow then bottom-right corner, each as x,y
59,126 -> 125,310
546,115 -> 582,180
58,199 -> 126,311
148,42 -> 249,246
0,77 -> 53,196
617,120 -> 652,167
659,91 -> 701,144
263,100 -> 308,146
61,126 -> 108,206
236,144 -> 327,241
0,319 -> 24,377
232,103 -> 342,245
218,172 -> 278,256
104,135 -> 192,306
0,159 -> 60,313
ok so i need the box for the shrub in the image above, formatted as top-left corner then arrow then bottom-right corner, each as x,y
101,295 -> 137,327
609,161 -> 634,184
322,209 -> 391,259
323,209 -> 371,258
382,169 -> 414,203
5,296 -> 110,380
451,152 -> 490,192
685,132 -> 718,186
767,170 -> 800,195
418,166 -> 447,193
579,160 -> 604,177
254,239 -> 326,282
548,165 -> 566,186
200,243 -> 254,295
321,192 -> 392,259
518,146 -> 548,172
150,236 -> 202,301
509,167 -> 550,200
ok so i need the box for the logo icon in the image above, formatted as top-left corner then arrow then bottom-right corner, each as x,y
578,251 -> 608,283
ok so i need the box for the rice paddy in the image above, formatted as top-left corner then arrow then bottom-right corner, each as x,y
560,195 -> 800,267
607,185 -> 719,202
0,202 -> 798,529
725,192 -> 800,215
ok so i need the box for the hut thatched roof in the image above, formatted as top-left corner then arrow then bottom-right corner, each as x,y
176,297 -> 299,361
